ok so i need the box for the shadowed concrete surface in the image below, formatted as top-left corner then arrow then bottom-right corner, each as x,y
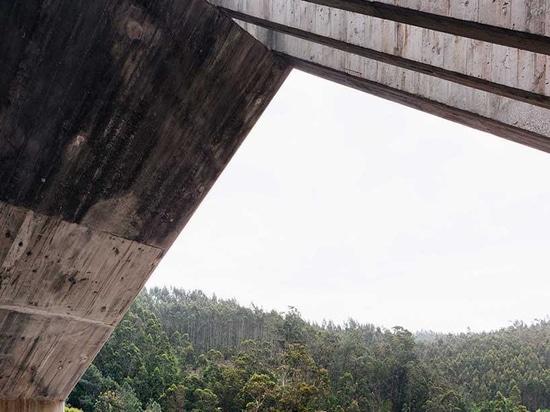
209,0 -> 550,153
0,0 -> 289,407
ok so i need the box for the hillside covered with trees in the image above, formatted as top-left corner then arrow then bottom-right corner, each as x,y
67,287 -> 550,412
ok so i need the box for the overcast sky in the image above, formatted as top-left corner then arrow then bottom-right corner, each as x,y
147,70 -> 550,334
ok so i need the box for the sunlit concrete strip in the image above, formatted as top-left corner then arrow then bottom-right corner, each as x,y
0,202 -> 162,400
208,0 -> 550,152
0,0 -> 289,406
0,400 -> 64,412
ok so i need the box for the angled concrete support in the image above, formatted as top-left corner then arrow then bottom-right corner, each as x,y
0,0 -> 289,403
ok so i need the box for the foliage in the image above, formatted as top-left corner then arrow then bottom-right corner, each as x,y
94,382 -> 142,412
69,288 -> 550,412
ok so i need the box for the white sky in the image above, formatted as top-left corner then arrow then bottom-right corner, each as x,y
147,70 -> 550,334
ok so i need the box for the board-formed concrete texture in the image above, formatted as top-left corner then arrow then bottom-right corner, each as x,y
0,0 -> 289,407
208,0 -> 550,152
2,0 -> 550,408
0,400 -> 63,412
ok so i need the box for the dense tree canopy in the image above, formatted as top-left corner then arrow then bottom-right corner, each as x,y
67,288 -> 550,412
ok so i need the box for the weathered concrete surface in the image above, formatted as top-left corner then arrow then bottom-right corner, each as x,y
0,0 -> 289,250
0,400 -> 63,412
0,0 -> 289,403
209,0 -> 550,153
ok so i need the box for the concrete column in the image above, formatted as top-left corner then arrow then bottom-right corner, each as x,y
0,400 -> 64,412
0,0 -> 289,404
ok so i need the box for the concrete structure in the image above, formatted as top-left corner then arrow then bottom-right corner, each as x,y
0,0 -> 289,409
209,0 -> 550,152
0,0 -> 549,409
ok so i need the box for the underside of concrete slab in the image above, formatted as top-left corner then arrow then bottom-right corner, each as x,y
208,0 -> 550,153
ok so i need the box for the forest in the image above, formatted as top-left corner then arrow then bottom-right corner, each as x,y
66,287 -> 550,412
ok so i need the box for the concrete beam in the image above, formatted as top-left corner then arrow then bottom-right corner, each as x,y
303,0 -> 550,54
209,0 -> 550,153
0,0 -> 289,402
